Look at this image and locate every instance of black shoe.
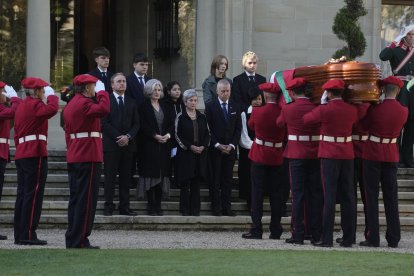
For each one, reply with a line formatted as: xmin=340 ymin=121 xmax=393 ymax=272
xmin=18 ymin=238 xmax=48 ymax=246
xmin=242 ymin=232 xmax=262 ymax=239
xmin=339 ymin=242 xmax=352 ymax=248
xmin=212 ymin=210 xmax=221 ymax=216
xmin=147 ymin=209 xmax=157 ymax=216
xmin=156 ymin=208 xmax=164 ymax=216
xmin=359 ymin=240 xmax=379 ymax=247
xmin=119 ymin=209 xmax=137 ymax=216
xmin=285 ymin=237 xmax=304 ymax=245
xmin=82 ymin=244 xmax=100 ymax=249
xmin=313 ymin=241 xmax=333 ymax=247
xmin=269 ymin=234 xmax=281 ymax=240
xmin=0 ymin=234 xmax=7 ymax=240
xmin=181 ymin=212 xmax=190 ymax=216
xmin=336 ymin=237 xmax=343 ymax=244
xmin=388 ymin=243 xmax=398 ymax=248
xmin=222 ymin=210 xmax=236 ymax=217
xmin=104 ymin=204 xmax=114 ymax=216
xmin=304 ymin=235 xmax=312 ymax=241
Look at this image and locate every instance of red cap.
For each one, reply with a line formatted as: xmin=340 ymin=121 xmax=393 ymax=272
xmin=258 ymin=82 xmax=281 ymax=94
xmin=0 ymin=81 xmax=6 ymax=89
xmin=378 ymin=76 xmax=404 ymax=89
xmin=21 ymin=77 xmax=49 ymax=89
xmin=73 ymin=74 xmax=99 ymax=86
xmin=322 ymin=79 xmax=345 ymax=90
xmin=285 ymin=78 xmax=306 ymax=90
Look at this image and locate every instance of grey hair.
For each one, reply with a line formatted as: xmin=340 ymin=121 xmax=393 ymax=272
xmin=182 ymin=89 xmax=198 ymax=103
xmin=24 ymin=88 xmax=36 ymax=96
xmin=143 ymin=79 xmax=164 ymax=98
xmin=216 ymin=78 xmax=231 ymax=92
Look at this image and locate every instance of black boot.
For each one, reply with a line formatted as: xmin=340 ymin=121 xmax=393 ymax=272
xmin=146 ymin=189 xmax=156 ymax=216
xmin=154 ymin=184 xmax=163 ymax=216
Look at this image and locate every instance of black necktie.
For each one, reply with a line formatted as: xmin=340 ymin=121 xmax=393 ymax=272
xmin=138 ymin=76 xmax=144 ymax=88
xmin=248 ymin=76 xmax=255 ymax=82
xmin=221 ymin=102 xmax=228 ymax=121
xmin=118 ymin=96 xmax=125 ymax=120
xmin=101 ymin=72 xmax=108 ymax=88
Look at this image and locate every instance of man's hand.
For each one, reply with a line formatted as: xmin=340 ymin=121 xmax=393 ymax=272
xmin=321 ymin=91 xmax=328 ymax=104
xmin=116 ymin=135 xmax=129 ymax=147
xmin=95 ymin=80 xmax=105 ymax=92
xmin=44 ymin=86 xmax=55 ymax=98
xmin=4 ymin=85 xmax=18 ymax=98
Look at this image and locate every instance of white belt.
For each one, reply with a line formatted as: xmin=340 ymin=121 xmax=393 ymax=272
xmin=255 ymin=138 xmax=283 ymax=148
xmin=352 ymin=135 xmax=368 ymax=141
xmin=369 ymin=135 xmax=397 ymax=144
xmin=70 ymin=132 xmax=102 ymax=139
xmin=395 ymin=75 xmax=413 ymax=81
xmin=288 ymin=135 xmax=320 ymax=142
xmin=18 ymin=134 xmax=47 ymax=144
xmin=321 ymin=135 xmax=352 ymax=143
xmin=0 ymin=138 xmax=9 ymax=144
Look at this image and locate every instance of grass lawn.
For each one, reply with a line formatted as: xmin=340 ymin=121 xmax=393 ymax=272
xmin=0 ymin=249 xmax=412 ymax=275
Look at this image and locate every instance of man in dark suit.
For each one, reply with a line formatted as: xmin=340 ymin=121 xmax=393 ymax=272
xmin=102 ymin=73 xmax=140 ymax=216
xmin=205 ymin=79 xmax=242 ymax=216
xmin=231 ymin=51 xmax=266 ymax=112
xmin=125 ymin=53 xmax=152 ymax=108
xmin=88 ymin=47 xmax=113 ymax=93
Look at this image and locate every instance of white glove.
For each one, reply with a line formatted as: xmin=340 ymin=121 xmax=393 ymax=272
xmin=44 ymin=86 xmax=55 ymax=98
xmin=4 ymin=85 xmax=18 ymax=98
xmin=321 ymin=90 xmax=328 ymax=104
xmin=95 ymin=80 xmax=105 ymax=92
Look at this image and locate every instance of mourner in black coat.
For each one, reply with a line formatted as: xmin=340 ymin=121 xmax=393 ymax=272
xmin=175 ymin=89 xmax=210 ymax=216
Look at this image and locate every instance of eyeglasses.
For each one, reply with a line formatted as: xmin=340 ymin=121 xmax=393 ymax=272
xmin=248 ymin=62 xmax=257 ymax=64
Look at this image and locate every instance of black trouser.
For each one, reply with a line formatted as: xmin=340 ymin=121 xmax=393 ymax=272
xmin=281 ymin=158 xmax=290 ymax=215
xmin=250 ymin=162 xmax=284 ymax=236
xmin=147 ymin=184 xmax=162 ymax=212
xmin=0 ymin=158 xmax=7 ymax=201
xmin=14 ymin=157 xmax=48 ymax=242
xmin=104 ymin=150 xmax=133 ymax=211
xmin=320 ymin=158 xmax=355 ymax=245
xmin=289 ymin=158 xmax=323 ymax=241
xmin=238 ymin=147 xmax=251 ymax=205
xmin=209 ymin=148 xmax=236 ymax=213
xmin=363 ymin=160 xmax=400 ymax=246
xmin=400 ymin=119 xmax=414 ymax=165
xmin=65 ymin=162 xmax=101 ymax=248
xmin=353 ymin=157 xmax=367 ymax=240
xmin=180 ymin=177 xmax=201 ymax=215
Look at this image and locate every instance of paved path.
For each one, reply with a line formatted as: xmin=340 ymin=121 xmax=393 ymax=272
xmin=0 ymin=229 xmax=413 ymax=253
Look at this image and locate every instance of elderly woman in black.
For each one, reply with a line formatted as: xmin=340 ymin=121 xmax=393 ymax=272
xmin=138 ymin=79 xmax=174 ymax=216
xmin=175 ymin=89 xmax=210 ymax=216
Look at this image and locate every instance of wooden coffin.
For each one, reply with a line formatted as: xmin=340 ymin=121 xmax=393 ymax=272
xmin=292 ymin=61 xmax=382 ymax=104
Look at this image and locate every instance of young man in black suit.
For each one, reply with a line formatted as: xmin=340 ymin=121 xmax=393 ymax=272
xmin=125 ymin=53 xmax=152 ymax=108
xmin=231 ymin=51 xmax=266 ymax=112
xmin=205 ymin=79 xmax=242 ymax=216
xmin=102 ymin=73 xmax=140 ymax=216
xmin=88 ymin=46 xmax=113 ymax=92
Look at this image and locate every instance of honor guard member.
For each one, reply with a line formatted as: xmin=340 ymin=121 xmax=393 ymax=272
xmin=276 ymin=78 xmax=323 ymax=245
xmin=380 ymin=25 xmax=414 ymax=167
xmin=14 ymin=77 xmax=58 ymax=245
xmin=0 ymin=82 xmax=22 ymax=241
xmin=242 ymin=82 xmax=286 ymax=240
xmin=304 ymin=79 xmax=362 ymax=248
xmin=64 ymin=74 xmax=110 ymax=249
xmin=359 ymin=76 xmax=407 ymax=248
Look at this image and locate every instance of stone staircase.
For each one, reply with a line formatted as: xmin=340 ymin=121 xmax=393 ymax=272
xmin=1 ymin=150 xmax=414 ymax=230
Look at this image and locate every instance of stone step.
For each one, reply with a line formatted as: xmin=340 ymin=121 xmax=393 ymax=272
xmin=1 ymin=214 xmax=414 ymax=230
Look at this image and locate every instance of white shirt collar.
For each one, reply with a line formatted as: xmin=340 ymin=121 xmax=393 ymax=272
xmin=113 ymin=91 xmax=125 ymax=100
xmin=245 ymin=71 xmax=255 ymax=77
xmin=98 ymin=67 xmax=107 ymax=73
xmin=134 ymin=71 xmax=145 ymax=79
xmin=218 ymin=98 xmax=228 ymax=105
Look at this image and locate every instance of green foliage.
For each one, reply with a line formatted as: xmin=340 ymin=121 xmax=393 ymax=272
xmin=332 ymin=0 xmax=368 ymax=60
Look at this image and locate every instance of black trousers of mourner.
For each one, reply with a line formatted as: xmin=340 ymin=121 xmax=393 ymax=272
xmin=250 ymin=161 xmax=284 ymax=237
xmin=209 ymin=148 xmax=236 ymax=214
xmin=353 ymin=158 xmax=367 ymax=240
xmin=400 ymin=119 xmax=414 ymax=166
xmin=65 ymin=162 xmax=101 ymax=248
xmin=238 ymin=147 xmax=252 ymax=205
xmin=180 ymin=177 xmax=201 ymax=216
xmin=14 ymin=157 xmax=48 ymax=242
xmin=363 ymin=160 xmax=400 ymax=246
xmin=0 ymin=158 xmax=7 ymax=201
xmin=320 ymin=158 xmax=356 ymax=246
xmin=289 ymin=158 xmax=323 ymax=241
xmin=104 ymin=150 xmax=133 ymax=212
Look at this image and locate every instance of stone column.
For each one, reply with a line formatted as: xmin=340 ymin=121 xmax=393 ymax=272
xmin=26 ymin=0 xmax=51 ymax=81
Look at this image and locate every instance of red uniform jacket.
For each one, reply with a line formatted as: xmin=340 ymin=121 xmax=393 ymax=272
xmin=352 ymin=103 xmax=370 ymax=159
xmin=14 ymin=96 xmax=58 ymax=160
xmin=248 ymin=102 xmax=286 ymax=166
xmin=276 ymin=97 xmax=320 ymax=159
xmin=0 ymin=97 xmax=21 ymax=160
xmin=303 ymin=99 xmax=361 ymax=159
xmin=362 ymin=99 xmax=408 ymax=162
xmin=64 ymin=92 xmax=110 ymax=163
